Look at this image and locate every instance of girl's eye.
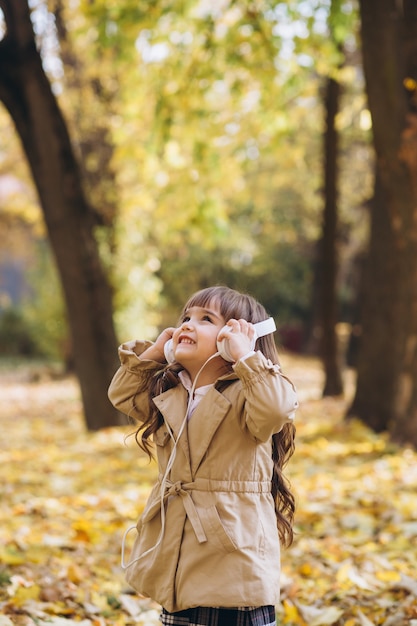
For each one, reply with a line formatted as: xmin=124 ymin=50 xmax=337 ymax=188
xmin=181 ymin=312 xmax=214 ymax=323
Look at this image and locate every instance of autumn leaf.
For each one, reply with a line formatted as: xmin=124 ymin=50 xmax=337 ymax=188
xmin=1 ymin=355 xmax=417 ymax=624
xmin=294 ymin=603 xmax=344 ymax=626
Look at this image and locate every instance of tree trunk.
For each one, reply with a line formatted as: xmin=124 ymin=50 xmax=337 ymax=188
xmin=348 ymin=172 xmax=401 ymax=431
xmin=0 ymin=0 xmax=122 ymax=430
xmin=52 ymin=0 xmax=119 ymax=236
xmin=390 ymin=1 xmax=417 ymax=443
xmin=320 ymin=74 xmax=344 ymax=396
xmin=349 ymin=0 xmax=417 ymax=444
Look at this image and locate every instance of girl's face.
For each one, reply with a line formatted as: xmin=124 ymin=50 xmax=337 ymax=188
xmin=172 ymin=300 xmax=226 ymax=372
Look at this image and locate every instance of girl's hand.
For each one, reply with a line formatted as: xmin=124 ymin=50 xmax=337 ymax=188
xmin=217 ymin=318 xmax=256 ymax=362
xmin=140 ymin=327 xmax=176 ymax=362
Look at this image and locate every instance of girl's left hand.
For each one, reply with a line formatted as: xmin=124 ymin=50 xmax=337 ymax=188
xmin=139 ymin=327 xmax=176 ymax=362
xmin=217 ymin=318 xmax=256 ymax=362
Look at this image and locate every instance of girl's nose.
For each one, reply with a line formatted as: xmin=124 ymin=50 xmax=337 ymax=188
xmin=181 ymin=320 xmax=193 ymax=330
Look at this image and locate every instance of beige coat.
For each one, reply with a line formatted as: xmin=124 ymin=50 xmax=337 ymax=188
xmin=108 ymin=340 xmax=298 ymax=612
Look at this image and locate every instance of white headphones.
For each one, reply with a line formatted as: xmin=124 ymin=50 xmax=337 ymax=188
xmin=163 ymin=317 xmax=276 ymax=364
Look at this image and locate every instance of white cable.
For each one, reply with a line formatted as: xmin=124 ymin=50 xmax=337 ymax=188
xmin=121 ymin=351 xmax=220 ymax=570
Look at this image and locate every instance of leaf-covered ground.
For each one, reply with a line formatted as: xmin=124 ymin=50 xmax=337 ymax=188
xmin=1 ymin=356 xmax=417 ymax=626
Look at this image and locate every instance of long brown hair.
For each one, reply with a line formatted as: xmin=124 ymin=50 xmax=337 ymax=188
xmin=134 ymin=286 xmax=296 ymax=547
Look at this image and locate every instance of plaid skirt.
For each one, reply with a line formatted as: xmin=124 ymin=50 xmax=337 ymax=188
xmin=160 ymin=605 xmax=276 ymax=626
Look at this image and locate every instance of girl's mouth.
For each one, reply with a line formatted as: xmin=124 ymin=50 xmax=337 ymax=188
xmin=179 ymin=336 xmax=195 ymax=345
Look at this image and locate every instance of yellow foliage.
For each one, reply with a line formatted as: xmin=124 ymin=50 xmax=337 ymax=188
xmin=282 ymin=600 xmax=304 ymax=624
xmin=375 ymin=570 xmax=402 ymax=583
xmin=1 ymin=355 xmax=417 ymax=624
xmin=13 ymin=583 xmax=42 ymax=606
xmin=0 ymin=548 xmax=26 ymax=566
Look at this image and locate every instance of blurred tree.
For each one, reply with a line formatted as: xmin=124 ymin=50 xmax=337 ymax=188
xmin=0 ymin=0 xmax=373 ymax=394
xmin=319 ymin=66 xmax=344 ymax=396
xmin=100 ymin=0 xmax=366 ymax=336
xmin=349 ymin=0 xmax=417 ymax=445
xmin=50 ymin=0 xmax=119 ymax=245
xmin=317 ymin=0 xmax=350 ymax=397
xmin=0 ymin=0 xmax=121 ymax=430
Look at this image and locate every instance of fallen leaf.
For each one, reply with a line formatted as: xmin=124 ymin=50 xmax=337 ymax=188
xmin=357 ymin=610 xmax=375 ymax=625
xmin=295 ymin=602 xmax=344 ymax=625
xmin=2 ymin=358 xmax=417 ymax=625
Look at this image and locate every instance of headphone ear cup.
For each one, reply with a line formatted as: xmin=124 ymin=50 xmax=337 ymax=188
xmin=216 ymin=336 xmax=234 ymax=362
xmin=164 ymin=339 xmax=175 ymax=364
xmin=217 ymin=327 xmax=257 ymax=362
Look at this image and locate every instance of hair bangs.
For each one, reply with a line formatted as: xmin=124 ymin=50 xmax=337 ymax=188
xmin=180 ymin=286 xmax=268 ymax=326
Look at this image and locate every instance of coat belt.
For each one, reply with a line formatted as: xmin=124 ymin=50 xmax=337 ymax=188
xmin=165 ymin=480 xmax=207 ymax=543
xmin=141 ymin=476 xmax=272 ymax=545
xmin=166 ymin=477 xmax=272 ymax=494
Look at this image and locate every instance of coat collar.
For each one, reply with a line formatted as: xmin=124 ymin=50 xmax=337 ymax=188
xmin=153 ymin=385 xmax=190 ymax=467
xmin=152 ymin=369 xmax=238 ymax=477
xmin=187 ymin=389 xmax=232 ymax=475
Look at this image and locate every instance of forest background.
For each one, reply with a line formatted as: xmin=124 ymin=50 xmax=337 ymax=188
xmin=0 ymin=0 xmax=369 ymax=417
xmin=1 ymin=1 xmax=417 ymax=624
xmin=2 ymin=0 xmax=417 ymax=443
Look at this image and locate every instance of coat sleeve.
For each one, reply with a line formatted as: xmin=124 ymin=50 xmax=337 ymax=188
xmin=107 ymin=340 xmax=163 ymax=422
xmin=232 ymin=351 xmax=298 ymax=441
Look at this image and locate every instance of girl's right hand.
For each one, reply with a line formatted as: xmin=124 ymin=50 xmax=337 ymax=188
xmin=140 ymin=327 xmax=176 ymax=362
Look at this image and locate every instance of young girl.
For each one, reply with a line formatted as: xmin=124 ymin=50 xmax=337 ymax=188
xmin=108 ymin=286 xmax=298 ymax=626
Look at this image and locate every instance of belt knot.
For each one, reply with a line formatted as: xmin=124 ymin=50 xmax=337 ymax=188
xmin=167 ymin=480 xmax=183 ymax=495
xmin=164 ymin=479 xmax=207 ymax=544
